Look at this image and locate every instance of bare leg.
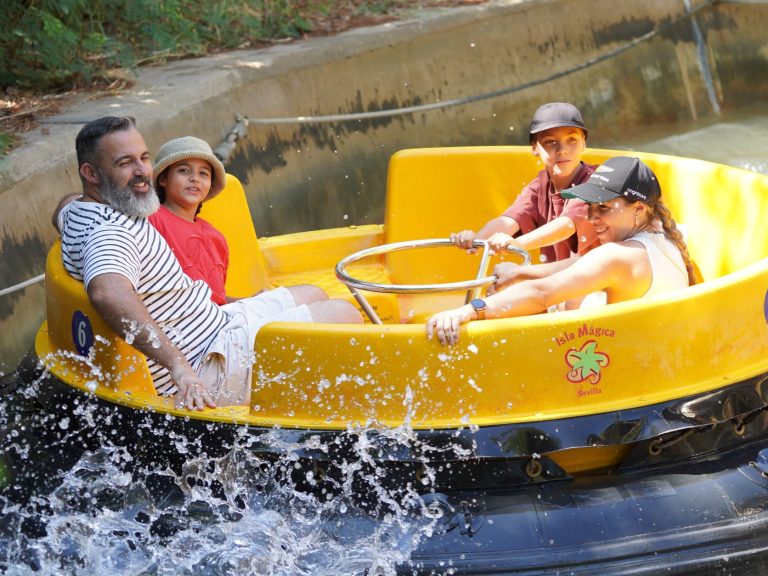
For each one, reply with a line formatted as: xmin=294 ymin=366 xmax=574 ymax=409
xmin=285 ymin=284 xmax=329 ymax=306
xmin=307 ymin=299 xmax=363 ymax=324
xmin=285 ymin=284 xmax=363 ymax=323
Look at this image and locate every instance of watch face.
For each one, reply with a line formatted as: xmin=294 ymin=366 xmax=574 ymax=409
xmin=470 ymin=298 xmax=487 ymax=311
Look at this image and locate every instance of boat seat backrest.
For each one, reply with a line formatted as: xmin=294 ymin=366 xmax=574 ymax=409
xmin=383 ymin=147 xmax=533 ymax=284
xmin=610 ymin=152 xmax=768 ymax=281
xmin=383 ymin=147 xmax=729 ymax=285
xmin=45 ymin=240 xmax=157 ymax=396
xmin=381 ymin=147 xmax=612 ymax=286
xmin=198 ymin=173 xmax=271 ymax=297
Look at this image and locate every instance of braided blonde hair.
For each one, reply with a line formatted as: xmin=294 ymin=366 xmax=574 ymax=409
xmin=647 ymin=201 xmax=697 ymax=286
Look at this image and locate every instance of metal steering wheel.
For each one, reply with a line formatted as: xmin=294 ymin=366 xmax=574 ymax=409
xmin=335 ymin=238 xmax=531 ymax=324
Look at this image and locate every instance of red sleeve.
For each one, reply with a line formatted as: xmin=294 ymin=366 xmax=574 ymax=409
xmin=561 ymin=164 xmax=599 ymax=254
xmin=560 ymin=199 xmax=597 ymax=254
xmin=501 ymin=171 xmax=547 ymax=234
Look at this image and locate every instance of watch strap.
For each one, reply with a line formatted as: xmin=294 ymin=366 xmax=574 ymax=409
xmin=470 ymin=298 xmax=487 ymax=320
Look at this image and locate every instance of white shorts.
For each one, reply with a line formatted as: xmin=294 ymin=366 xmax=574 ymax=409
xmin=196 ymin=287 xmax=312 ymax=406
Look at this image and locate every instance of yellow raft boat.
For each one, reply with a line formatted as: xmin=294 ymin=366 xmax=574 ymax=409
xmin=34 ymin=146 xmax=768 ymax=480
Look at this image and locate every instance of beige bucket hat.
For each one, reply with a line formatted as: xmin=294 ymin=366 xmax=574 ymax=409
xmin=153 ymin=136 xmax=227 ymax=200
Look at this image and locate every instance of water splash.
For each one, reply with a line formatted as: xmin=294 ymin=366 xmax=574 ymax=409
xmin=0 ymin=360 xmax=473 ymax=576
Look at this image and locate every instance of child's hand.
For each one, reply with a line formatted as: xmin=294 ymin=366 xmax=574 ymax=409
xmin=487 ymin=232 xmax=518 ymax=253
xmin=450 ymin=230 xmax=478 ymax=253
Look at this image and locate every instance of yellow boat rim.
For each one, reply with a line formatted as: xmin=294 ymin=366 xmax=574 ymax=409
xmin=34 ymin=146 xmax=768 ymax=436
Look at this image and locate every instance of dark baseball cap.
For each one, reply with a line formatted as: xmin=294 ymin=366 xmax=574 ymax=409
xmin=561 ymin=156 xmax=661 ymax=206
xmin=529 ymin=102 xmax=588 ymax=142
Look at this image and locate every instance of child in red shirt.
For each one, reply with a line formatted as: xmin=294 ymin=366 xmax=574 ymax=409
xmin=148 ymin=136 xmax=361 ymax=405
xmin=148 ymin=136 xmax=230 ymax=304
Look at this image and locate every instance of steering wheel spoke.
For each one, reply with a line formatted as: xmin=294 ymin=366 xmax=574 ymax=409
xmin=335 ymin=239 xmax=530 ymax=324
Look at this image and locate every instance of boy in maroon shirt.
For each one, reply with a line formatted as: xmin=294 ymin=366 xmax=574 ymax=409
xmin=451 ymin=102 xmax=598 ymax=263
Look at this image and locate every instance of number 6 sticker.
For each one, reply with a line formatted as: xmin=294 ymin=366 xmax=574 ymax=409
xmin=71 ymin=311 xmax=94 ymax=356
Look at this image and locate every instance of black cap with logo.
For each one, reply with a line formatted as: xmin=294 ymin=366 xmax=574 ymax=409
xmin=561 ymin=156 xmax=661 ymax=206
xmin=529 ymin=102 xmax=588 ymax=142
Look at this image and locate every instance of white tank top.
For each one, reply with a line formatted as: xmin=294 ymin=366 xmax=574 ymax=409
xmin=628 ymin=231 xmax=688 ymax=297
xmin=573 ymin=231 xmax=688 ymax=311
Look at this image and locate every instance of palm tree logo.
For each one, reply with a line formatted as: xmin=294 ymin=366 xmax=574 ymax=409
xmin=565 ymin=340 xmax=610 ymax=384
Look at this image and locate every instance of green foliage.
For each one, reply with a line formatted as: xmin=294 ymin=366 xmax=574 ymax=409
xmin=0 ymin=0 xmax=328 ymax=92
xmin=0 ymin=131 xmax=16 ymax=155
xmin=354 ymin=0 xmax=400 ymax=15
xmin=260 ymin=0 xmax=314 ymax=39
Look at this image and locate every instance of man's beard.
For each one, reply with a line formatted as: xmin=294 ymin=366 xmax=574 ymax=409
xmin=97 ymin=173 xmax=159 ymax=218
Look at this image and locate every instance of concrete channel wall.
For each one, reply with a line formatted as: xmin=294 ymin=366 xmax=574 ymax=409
xmin=1 ymin=0 xmax=767 ymax=371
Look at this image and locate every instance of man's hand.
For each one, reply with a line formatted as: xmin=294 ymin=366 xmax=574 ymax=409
xmin=88 ymin=273 xmax=218 ymax=412
xmin=426 ymin=305 xmax=475 ymax=346
xmin=171 ymin=365 xmax=216 ymax=411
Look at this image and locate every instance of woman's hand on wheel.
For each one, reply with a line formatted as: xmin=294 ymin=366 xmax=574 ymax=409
xmin=426 ymin=305 xmax=475 ymax=346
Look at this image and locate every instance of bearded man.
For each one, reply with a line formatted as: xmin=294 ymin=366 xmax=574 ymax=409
xmin=54 ymin=116 xmax=359 ymax=411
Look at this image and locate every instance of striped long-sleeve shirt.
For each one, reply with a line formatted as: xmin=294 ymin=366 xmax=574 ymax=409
xmin=58 ymin=201 xmax=229 ymax=395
